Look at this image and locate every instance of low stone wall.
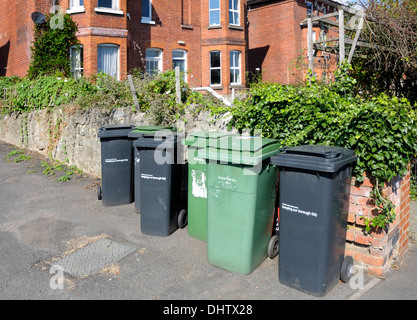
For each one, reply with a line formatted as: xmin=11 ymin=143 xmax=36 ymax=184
xmin=0 ymin=105 xmax=231 ymax=178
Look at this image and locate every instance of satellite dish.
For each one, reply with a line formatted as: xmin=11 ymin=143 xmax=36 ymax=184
xmin=31 ymin=12 xmax=46 ymax=25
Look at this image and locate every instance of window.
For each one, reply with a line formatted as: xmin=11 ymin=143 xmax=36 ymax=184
xmin=209 ymin=0 xmax=220 ymax=26
xmin=68 ymin=0 xmax=85 ymax=13
xmin=172 ymin=50 xmax=187 ymax=82
xmin=229 ymin=0 xmax=239 ymax=26
xmin=210 ymin=51 xmax=221 ymax=86
xmin=142 ymin=0 xmax=154 ymax=23
xmin=97 ymin=44 xmax=119 ymax=79
xmin=70 ymin=45 xmax=83 ymax=79
xmin=146 ymin=48 xmax=162 ymax=75
xmin=307 ymin=2 xmax=313 ymax=14
xmin=70 ymin=0 xmax=84 ymax=9
xmin=97 ymin=0 xmax=117 ymax=9
xmin=230 ymin=51 xmax=241 ymax=84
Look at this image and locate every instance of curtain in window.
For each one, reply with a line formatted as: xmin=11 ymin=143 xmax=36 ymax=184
xmin=97 ymin=45 xmax=119 ymax=78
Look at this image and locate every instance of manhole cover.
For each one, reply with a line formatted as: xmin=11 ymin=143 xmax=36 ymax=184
xmin=54 ymin=238 xmax=136 ymax=277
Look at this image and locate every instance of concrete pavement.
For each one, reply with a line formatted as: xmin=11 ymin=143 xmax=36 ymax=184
xmin=1 ymin=140 xmax=416 ymax=304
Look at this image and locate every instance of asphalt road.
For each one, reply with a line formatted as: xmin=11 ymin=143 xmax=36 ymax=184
xmin=1 ymin=140 xmax=416 ymax=305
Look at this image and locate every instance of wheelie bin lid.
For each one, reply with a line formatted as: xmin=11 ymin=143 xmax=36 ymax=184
xmin=183 ymin=131 xmax=236 ymax=148
xmin=128 ymin=126 xmax=177 ymax=138
xmin=270 ymin=145 xmax=357 ymax=173
xmin=133 ymin=134 xmax=178 ymax=148
xmin=98 ymin=124 xmax=135 ymax=139
xmin=197 ymin=135 xmax=282 ymax=166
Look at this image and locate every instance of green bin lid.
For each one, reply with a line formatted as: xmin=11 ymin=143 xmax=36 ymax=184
xmin=183 ymin=131 xmax=236 ymax=148
xmin=198 ymin=135 xmax=282 ymax=165
xmin=270 ymin=145 xmax=357 ymax=173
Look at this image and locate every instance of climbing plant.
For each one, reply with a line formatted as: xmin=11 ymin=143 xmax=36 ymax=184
xmin=28 ymin=13 xmax=79 ymax=79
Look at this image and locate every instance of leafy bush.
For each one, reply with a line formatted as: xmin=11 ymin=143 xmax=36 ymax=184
xmin=229 ymin=66 xmax=417 ymax=231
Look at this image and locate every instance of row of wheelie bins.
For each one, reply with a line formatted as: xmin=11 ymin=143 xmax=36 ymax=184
xmin=97 ymin=124 xmax=357 ymax=296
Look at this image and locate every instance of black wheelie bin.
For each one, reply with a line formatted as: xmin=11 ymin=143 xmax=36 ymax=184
xmin=97 ymin=124 xmax=135 ymax=206
xmin=133 ymin=130 xmax=187 ymax=236
xmin=270 ymin=145 xmax=357 ymax=296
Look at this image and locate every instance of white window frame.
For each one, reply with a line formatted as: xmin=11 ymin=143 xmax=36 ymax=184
xmin=95 ymin=0 xmax=123 ymax=15
xmin=146 ymin=48 xmax=163 ymax=75
xmin=229 ymin=0 xmax=240 ymax=26
xmin=230 ymin=50 xmax=241 ymax=85
xmin=67 ymin=0 xmax=85 ymax=14
xmin=209 ymin=0 xmax=221 ymax=26
xmin=97 ymin=44 xmax=120 ymax=80
xmin=141 ymin=0 xmax=155 ymax=24
xmin=70 ymin=45 xmax=84 ymax=79
xmin=172 ymin=49 xmax=187 ymax=82
xmin=210 ymin=51 xmax=221 ymax=86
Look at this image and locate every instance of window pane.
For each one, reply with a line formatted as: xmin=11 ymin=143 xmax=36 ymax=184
xmin=146 ymin=50 xmax=160 ymax=58
xmin=173 ymin=50 xmax=185 ymax=59
xmin=210 ymin=10 xmax=220 ymax=25
xmin=97 ymin=45 xmax=118 ymax=78
xmin=211 ymin=69 xmax=221 ymax=85
xmin=210 ymin=0 xmax=220 ymax=9
xmin=98 ymin=0 xmax=112 ymax=8
xmin=142 ymin=0 xmax=150 ymax=17
xmin=210 ymin=52 xmax=220 ymax=68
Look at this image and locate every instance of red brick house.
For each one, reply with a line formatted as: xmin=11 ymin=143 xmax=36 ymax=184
xmin=0 ymin=0 xmax=345 ymax=94
xmin=247 ymin=0 xmax=341 ymax=84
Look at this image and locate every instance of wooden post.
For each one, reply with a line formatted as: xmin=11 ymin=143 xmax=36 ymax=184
xmin=339 ymin=9 xmax=345 ymax=65
xmin=347 ymin=13 xmax=365 ymax=63
xmin=127 ymin=74 xmax=139 ymax=111
xmin=175 ymin=66 xmax=181 ymax=104
xmin=307 ymin=16 xmax=314 ymax=72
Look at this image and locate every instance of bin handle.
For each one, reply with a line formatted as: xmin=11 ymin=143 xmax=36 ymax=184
xmin=283 ymin=149 xmax=342 ymax=159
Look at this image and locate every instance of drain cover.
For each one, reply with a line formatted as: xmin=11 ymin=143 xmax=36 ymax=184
xmin=54 ymin=238 xmax=136 ymax=277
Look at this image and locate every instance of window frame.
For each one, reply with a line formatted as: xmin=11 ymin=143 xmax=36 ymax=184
xmin=172 ymin=49 xmax=187 ymax=82
xmin=95 ymin=0 xmax=123 ymax=15
xmin=209 ymin=0 xmax=221 ymax=26
xmin=230 ymin=50 xmax=241 ymax=85
xmin=210 ymin=51 xmax=222 ymax=86
xmin=307 ymin=1 xmax=313 ymax=14
xmin=67 ymin=0 xmax=85 ymax=13
xmin=146 ymin=48 xmax=163 ymax=75
xmin=229 ymin=0 xmax=240 ymax=26
xmin=141 ymin=0 xmax=155 ymax=24
xmin=97 ymin=43 xmax=120 ymax=80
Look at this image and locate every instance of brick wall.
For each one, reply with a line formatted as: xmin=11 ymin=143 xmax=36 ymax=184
xmin=346 ymin=169 xmax=411 ymax=278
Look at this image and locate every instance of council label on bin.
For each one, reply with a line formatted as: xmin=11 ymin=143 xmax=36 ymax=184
xmin=281 ymin=203 xmax=318 ymax=218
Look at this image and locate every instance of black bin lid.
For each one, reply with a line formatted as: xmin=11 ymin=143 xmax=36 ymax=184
xmin=98 ymin=124 xmax=135 ymax=139
xmin=270 ymin=145 xmax=357 ymax=173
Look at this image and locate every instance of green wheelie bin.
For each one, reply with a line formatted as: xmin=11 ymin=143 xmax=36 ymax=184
xmin=198 ymin=135 xmax=281 ymax=274
xmin=183 ymin=131 xmax=235 ymax=242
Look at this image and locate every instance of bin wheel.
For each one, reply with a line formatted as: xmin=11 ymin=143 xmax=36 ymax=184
xmin=97 ymin=185 xmax=102 ymax=201
xmin=268 ymin=235 xmax=279 ymax=259
xmin=340 ymin=255 xmax=354 ymax=283
xmin=178 ymin=209 xmax=187 ymax=228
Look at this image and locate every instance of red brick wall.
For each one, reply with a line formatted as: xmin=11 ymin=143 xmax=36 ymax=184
xmin=346 ymin=169 xmax=411 ymax=278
